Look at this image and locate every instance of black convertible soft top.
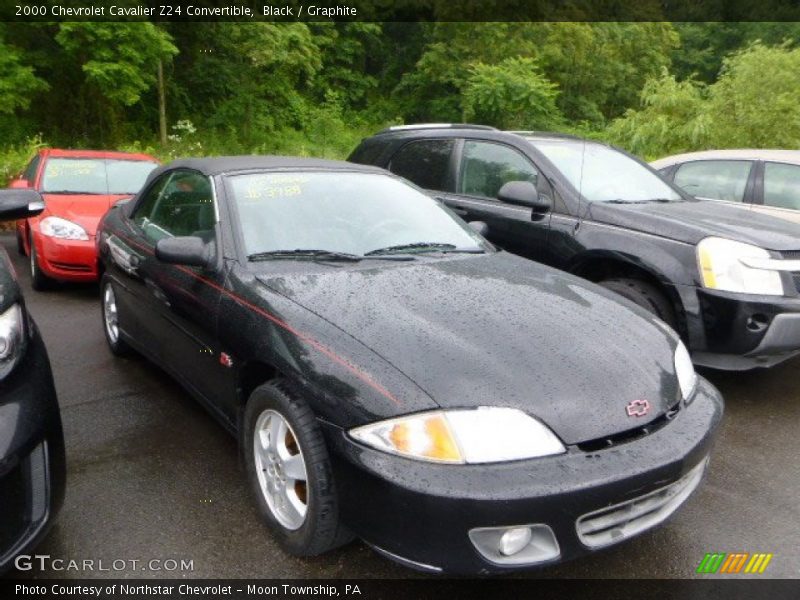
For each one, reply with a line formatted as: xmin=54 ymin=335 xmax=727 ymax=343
xmin=148 ymin=155 xmax=386 ymax=181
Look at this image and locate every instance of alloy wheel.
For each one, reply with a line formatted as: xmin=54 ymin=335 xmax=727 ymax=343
xmin=253 ymin=409 xmax=309 ymax=530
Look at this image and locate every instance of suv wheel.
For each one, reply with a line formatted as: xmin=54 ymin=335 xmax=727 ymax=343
xmin=599 ymin=278 xmax=677 ymax=329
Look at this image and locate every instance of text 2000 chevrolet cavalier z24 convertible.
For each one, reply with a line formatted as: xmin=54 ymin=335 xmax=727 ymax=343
xmin=96 ymin=156 xmax=723 ymax=574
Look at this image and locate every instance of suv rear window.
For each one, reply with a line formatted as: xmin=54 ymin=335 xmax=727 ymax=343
xmin=389 ymin=139 xmax=454 ymax=191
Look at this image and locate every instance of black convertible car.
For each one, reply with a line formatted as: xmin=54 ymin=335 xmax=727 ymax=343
xmin=96 ymin=157 xmax=723 ymax=574
xmin=0 ymin=190 xmax=65 ymax=574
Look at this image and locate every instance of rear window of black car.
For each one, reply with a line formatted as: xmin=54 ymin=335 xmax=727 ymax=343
xmin=388 ymin=139 xmax=454 ymax=191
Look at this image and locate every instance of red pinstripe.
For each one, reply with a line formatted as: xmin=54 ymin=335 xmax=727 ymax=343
xmin=113 ymin=231 xmax=402 ymax=406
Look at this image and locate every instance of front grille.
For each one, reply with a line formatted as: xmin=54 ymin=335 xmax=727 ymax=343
xmin=577 ymin=401 xmax=681 ymax=452
xmin=780 ymin=250 xmax=800 ymax=260
xmin=50 ymin=262 xmax=92 ymax=272
xmin=576 ymin=459 xmax=707 ymax=549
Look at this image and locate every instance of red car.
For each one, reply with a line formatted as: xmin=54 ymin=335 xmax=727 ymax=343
xmin=12 ymin=149 xmax=159 ymax=289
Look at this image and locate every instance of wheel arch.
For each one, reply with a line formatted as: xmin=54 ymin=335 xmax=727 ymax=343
xmin=568 ymin=251 xmax=688 ymax=337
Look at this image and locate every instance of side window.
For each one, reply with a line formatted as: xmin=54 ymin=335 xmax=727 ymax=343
xmin=23 ymin=155 xmax=40 ymax=183
xmin=459 ymin=141 xmax=539 ymax=199
xmin=388 ymin=139 xmax=454 ymax=191
xmin=673 ymin=160 xmax=752 ymax=202
xmin=763 ymin=162 xmax=800 ymax=210
xmin=134 ymin=170 xmax=216 ymax=244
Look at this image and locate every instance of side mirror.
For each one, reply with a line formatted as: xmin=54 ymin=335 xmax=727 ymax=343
xmin=468 ymin=221 xmax=489 ymax=236
xmin=497 ymin=181 xmax=551 ymax=217
xmin=0 ymin=189 xmax=45 ymax=221
xmin=114 ymin=196 xmax=133 ymax=207
xmin=155 ymin=236 xmax=213 ymax=269
xmin=9 ymin=179 xmax=30 ymax=189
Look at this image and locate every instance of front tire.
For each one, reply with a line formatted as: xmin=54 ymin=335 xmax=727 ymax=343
xmin=599 ymin=277 xmax=677 ymax=328
xmin=29 ymin=233 xmax=53 ymax=291
xmin=244 ymin=380 xmax=351 ymax=556
xmin=101 ymin=275 xmax=132 ymax=356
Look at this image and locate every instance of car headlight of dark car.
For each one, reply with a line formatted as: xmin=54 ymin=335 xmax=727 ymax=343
xmin=350 ymin=407 xmax=566 ymax=463
xmin=0 ymin=303 xmax=26 ymax=379
xmin=675 ymin=339 xmax=697 ymax=403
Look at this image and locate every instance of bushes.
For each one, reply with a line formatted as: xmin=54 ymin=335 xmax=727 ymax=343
xmin=461 ymin=57 xmax=562 ymax=130
xmin=609 ymin=42 xmax=800 ymax=159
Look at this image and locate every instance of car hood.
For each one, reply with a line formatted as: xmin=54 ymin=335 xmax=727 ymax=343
xmin=41 ymin=193 xmax=128 ymax=236
xmin=256 ymin=252 xmax=682 ymax=445
xmin=587 ymin=199 xmax=800 ymax=250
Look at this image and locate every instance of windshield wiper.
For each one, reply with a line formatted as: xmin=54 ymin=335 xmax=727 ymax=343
xmin=604 ymin=198 xmax=676 ymax=204
xmin=247 ymin=249 xmax=414 ymax=263
xmin=248 ymin=249 xmax=362 ymax=262
xmin=365 ymin=242 xmax=483 ymax=256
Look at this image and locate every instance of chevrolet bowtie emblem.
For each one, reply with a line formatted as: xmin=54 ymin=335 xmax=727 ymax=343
xmin=626 ymin=399 xmax=650 ymax=417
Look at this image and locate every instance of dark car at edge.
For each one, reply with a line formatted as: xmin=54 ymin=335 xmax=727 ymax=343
xmin=0 ymin=190 xmax=66 ymax=574
xmin=349 ymin=125 xmax=800 ymax=370
xmin=95 ymin=156 xmax=723 ymax=574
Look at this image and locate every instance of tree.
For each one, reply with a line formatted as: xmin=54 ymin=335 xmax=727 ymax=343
xmin=606 ymin=71 xmax=710 ymax=159
xmin=52 ymin=23 xmax=177 ymax=143
xmin=706 ymin=42 xmax=800 ymax=148
xmin=609 ymin=42 xmax=800 ymax=157
xmin=0 ymin=26 xmax=48 ymax=115
xmin=461 ymin=57 xmax=562 ymax=129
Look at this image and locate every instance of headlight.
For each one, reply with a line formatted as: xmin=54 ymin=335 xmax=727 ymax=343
xmin=350 ymin=407 xmax=566 ymax=464
xmin=40 ymin=216 xmax=89 ymax=241
xmin=674 ymin=339 xmax=697 ymax=402
xmin=697 ymin=237 xmax=783 ymax=296
xmin=0 ymin=304 xmax=25 ymax=379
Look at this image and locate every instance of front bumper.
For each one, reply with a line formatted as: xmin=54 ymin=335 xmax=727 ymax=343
xmin=678 ymin=285 xmax=800 ymax=370
xmin=0 ymin=319 xmax=66 ymax=574
xmin=322 ymin=377 xmax=723 ymax=574
xmin=33 ymin=232 xmax=98 ymax=282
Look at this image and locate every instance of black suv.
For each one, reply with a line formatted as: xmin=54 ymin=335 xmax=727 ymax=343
xmin=0 ymin=190 xmax=66 ymax=574
xmin=349 ymin=125 xmax=800 ymax=370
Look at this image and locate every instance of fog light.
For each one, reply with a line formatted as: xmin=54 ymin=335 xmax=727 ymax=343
xmin=469 ymin=524 xmax=560 ymax=566
xmin=499 ymin=527 xmax=532 ymax=556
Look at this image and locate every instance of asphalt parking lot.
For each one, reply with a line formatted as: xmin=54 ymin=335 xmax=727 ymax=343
xmin=3 ymin=231 xmax=799 ymax=580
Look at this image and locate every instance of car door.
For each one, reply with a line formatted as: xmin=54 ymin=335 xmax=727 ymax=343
xmin=672 ymin=159 xmax=756 ymax=206
xmin=754 ymin=161 xmax=800 ymax=224
xmin=105 ymin=170 xmax=172 ymax=354
xmin=127 ymin=169 xmax=227 ymax=412
xmin=448 ymin=139 xmax=552 ymax=256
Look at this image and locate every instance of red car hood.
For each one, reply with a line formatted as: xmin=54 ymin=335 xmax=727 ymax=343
xmin=40 ymin=193 xmax=128 ymax=236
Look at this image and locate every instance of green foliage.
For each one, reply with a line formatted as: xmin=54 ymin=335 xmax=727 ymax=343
xmin=607 ymin=71 xmax=711 ymax=159
xmin=0 ymin=22 xmax=796 ymax=171
xmin=395 ymin=22 xmax=678 ymax=127
xmin=461 ymin=58 xmax=562 ymax=129
xmin=0 ymin=28 xmax=47 ymax=115
xmin=55 ymin=23 xmax=177 ymax=107
xmin=706 ymin=42 xmax=800 ymax=147
xmin=611 ymin=42 xmax=800 ymax=158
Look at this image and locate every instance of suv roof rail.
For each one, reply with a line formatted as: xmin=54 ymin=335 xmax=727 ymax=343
xmin=376 ymin=123 xmax=499 ymax=135
xmin=508 ymin=130 xmax=585 ymax=141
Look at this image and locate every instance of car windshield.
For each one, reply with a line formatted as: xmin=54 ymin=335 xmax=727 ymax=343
xmin=227 ymin=171 xmax=487 ymax=257
xmin=527 ymin=138 xmax=682 ymax=203
xmin=41 ymin=158 xmax=158 ymax=195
